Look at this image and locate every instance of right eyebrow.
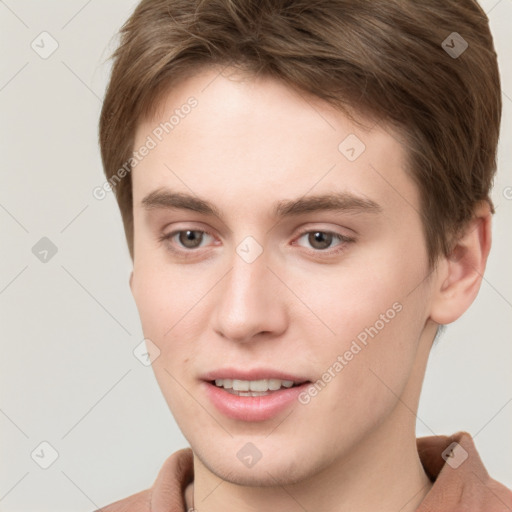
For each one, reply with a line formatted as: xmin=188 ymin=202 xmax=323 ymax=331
xmin=141 ymin=189 xmax=222 ymax=218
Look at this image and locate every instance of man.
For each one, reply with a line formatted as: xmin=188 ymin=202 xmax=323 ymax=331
xmin=96 ymin=0 xmax=511 ymax=510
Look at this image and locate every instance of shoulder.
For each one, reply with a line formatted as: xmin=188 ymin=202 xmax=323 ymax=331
xmin=417 ymin=431 xmax=512 ymax=511
xmin=93 ymin=448 xmax=193 ymax=512
xmin=92 ymin=488 xmax=152 ymax=512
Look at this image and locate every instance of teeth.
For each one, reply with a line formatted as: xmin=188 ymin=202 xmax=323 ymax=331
xmin=233 ymin=379 xmax=250 ymax=391
xmin=268 ymin=379 xmax=282 ymax=390
xmin=214 ymin=378 xmax=299 ymax=391
xmin=215 ymin=378 xmax=232 ymax=389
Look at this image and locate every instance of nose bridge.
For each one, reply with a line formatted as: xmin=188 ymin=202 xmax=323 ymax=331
xmin=212 ymin=240 xmax=285 ymax=342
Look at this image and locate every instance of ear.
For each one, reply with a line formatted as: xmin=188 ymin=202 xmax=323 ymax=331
xmin=129 ymin=271 xmax=134 ymax=292
xmin=429 ymin=201 xmax=492 ymax=325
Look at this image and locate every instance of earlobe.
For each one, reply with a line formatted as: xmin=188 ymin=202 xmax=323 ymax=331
xmin=429 ymin=202 xmax=492 ymax=325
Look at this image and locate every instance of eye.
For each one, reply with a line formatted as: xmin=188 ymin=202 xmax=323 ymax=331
xmin=161 ymin=229 xmax=214 ymax=250
xmin=294 ymin=230 xmax=352 ymax=252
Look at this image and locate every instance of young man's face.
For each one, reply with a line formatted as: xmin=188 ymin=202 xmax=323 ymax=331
xmin=130 ymin=66 xmax=438 ymax=485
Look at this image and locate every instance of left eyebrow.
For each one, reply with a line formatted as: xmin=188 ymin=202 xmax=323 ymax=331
xmin=273 ymin=192 xmax=382 ymax=217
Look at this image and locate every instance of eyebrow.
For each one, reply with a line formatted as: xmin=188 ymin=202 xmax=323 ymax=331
xmin=141 ymin=188 xmax=382 ymax=218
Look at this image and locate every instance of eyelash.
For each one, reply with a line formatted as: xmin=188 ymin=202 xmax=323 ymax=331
xmin=158 ymin=228 xmax=355 ymax=258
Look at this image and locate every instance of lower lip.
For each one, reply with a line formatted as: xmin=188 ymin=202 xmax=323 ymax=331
xmin=203 ymin=381 xmax=311 ymax=422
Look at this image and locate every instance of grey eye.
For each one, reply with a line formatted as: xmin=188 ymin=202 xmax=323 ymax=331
xmin=177 ymin=230 xmax=206 ymax=249
xmin=307 ymin=231 xmax=334 ymax=250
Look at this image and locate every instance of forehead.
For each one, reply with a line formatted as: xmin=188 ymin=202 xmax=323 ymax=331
xmin=131 ymin=67 xmax=419 ymax=219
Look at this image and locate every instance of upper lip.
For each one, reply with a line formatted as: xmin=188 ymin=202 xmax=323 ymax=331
xmin=201 ymin=367 xmax=310 ymax=383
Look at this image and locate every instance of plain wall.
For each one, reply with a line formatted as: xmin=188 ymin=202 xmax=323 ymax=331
xmin=1 ymin=1 xmax=511 ymax=510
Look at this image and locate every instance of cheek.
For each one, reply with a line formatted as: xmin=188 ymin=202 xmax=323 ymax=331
xmin=131 ymin=265 xmax=204 ymax=416
xmin=290 ymin=248 xmax=428 ymax=395
xmin=132 ymin=256 xmax=205 ymax=339
xmin=295 ymin=294 xmax=424 ymax=447
xmin=292 ymin=262 xmax=418 ymax=348
xmin=131 ymin=270 xmax=199 ymax=414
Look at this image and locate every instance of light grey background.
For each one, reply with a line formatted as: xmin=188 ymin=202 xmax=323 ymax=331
xmin=0 ymin=1 xmax=511 ymax=510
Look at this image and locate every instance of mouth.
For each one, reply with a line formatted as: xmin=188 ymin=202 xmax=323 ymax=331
xmin=201 ymin=371 xmax=312 ymax=421
xmin=209 ymin=378 xmax=307 ymax=397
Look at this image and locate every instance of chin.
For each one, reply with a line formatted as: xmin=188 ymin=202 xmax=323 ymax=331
xmin=193 ymin=439 xmax=328 ymax=487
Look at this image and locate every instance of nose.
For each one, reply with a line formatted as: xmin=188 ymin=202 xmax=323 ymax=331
xmin=211 ymin=246 xmax=288 ymax=344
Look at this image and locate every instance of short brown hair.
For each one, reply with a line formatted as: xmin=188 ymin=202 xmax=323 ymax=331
xmin=99 ymin=0 xmax=501 ymax=266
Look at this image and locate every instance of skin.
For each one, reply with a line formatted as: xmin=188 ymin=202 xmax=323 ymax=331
xmin=130 ymin=66 xmax=492 ymax=512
